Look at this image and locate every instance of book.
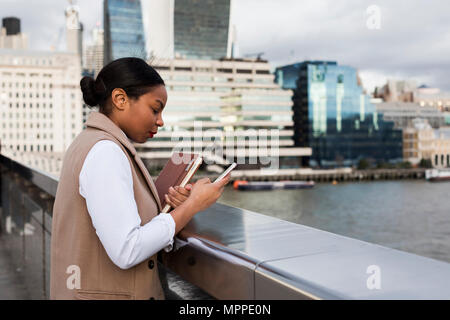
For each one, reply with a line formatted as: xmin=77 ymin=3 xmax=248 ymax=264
xmin=155 ymin=153 xmax=203 ymax=213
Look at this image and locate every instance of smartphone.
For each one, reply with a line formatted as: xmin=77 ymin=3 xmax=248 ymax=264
xmin=214 ymin=163 xmax=237 ymax=183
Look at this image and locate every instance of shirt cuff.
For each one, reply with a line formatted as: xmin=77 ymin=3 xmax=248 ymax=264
xmin=155 ymin=212 xmax=176 ymax=252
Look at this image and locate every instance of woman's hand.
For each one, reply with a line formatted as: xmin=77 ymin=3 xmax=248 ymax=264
xmin=186 ymin=174 xmax=231 ymax=212
xmin=169 ymin=174 xmax=231 ymax=234
xmin=164 ymin=184 xmax=192 ymax=209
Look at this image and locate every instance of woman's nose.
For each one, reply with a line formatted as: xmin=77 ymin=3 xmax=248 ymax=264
xmin=157 ymin=116 xmax=164 ymax=127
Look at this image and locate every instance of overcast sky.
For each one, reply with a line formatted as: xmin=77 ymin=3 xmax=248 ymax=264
xmin=3 ymin=0 xmax=449 ymax=93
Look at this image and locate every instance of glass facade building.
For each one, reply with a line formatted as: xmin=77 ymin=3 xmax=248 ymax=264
xmin=174 ymin=0 xmax=231 ymax=60
xmin=275 ymin=61 xmax=403 ymax=167
xmin=104 ymin=0 xmax=146 ymax=64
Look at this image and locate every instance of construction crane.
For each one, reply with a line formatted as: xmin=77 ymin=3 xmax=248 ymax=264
xmin=50 ymin=27 xmax=64 ymax=51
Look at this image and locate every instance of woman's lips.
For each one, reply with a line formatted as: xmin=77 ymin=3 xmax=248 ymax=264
xmin=148 ymin=131 xmax=157 ymax=138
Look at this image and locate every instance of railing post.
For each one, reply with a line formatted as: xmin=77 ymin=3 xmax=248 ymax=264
xmin=39 ymin=191 xmax=52 ymax=300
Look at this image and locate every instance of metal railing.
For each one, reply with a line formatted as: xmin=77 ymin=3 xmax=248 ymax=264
xmin=2 ymin=152 xmax=450 ymax=299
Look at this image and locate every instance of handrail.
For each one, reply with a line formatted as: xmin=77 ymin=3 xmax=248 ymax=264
xmin=2 ymin=152 xmax=450 ymax=299
xmin=0 ymin=153 xmax=59 ymax=199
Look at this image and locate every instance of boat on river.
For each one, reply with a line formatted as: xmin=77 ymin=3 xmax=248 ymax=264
xmin=425 ymin=169 xmax=450 ymax=182
xmin=233 ymin=180 xmax=315 ymax=191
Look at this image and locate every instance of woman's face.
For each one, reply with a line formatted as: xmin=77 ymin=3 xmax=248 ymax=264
xmin=113 ymin=85 xmax=167 ymax=144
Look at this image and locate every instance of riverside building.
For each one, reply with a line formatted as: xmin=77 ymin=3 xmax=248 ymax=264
xmin=0 ymin=7 xmax=83 ymax=155
xmin=275 ymin=61 xmax=403 ymax=167
xmin=403 ymin=118 xmax=450 ymax=168
xmin=0 ymin=49 xmax=83 ymax=154
xmin=136 ymin=57 xmax=311 ymax=170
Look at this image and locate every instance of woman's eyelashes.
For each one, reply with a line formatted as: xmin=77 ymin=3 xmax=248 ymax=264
xmin=151 ymin=106 xmax=159 ymax=115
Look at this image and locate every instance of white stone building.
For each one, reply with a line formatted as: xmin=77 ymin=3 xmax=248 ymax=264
xmin=0 ymin=49 xmax=83 ymax=155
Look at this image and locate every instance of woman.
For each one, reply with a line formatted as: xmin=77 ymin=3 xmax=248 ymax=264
xmin=50 ymin=57 xmax=230 ymax=300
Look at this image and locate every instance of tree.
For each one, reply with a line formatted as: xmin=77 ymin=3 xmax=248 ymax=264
xmin=418 ymin=158 xmax=432 ymax=168
xmin=397 ymin=161 xmax=412 ymax=169
xmin=357 ymin=158 xmax=370 ymax=170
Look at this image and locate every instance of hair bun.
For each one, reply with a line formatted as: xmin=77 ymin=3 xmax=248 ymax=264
xmin=80 ymin=76 xmax=106 ymax=107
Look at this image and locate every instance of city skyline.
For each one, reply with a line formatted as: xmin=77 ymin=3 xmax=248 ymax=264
xmin=2 ymin=0 xmax=450 ymax=94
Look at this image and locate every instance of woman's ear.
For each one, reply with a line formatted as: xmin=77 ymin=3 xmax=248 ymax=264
xmin=111 ymin=88 xmax=129 ymax=111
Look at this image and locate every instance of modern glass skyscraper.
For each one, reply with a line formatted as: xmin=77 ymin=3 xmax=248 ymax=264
xmin=174 ymin=0 xmax=231 ymax=60
xmin=104 ymin=0 xmax=147 ymax=64
xmin=275 ymin=61 xmax=403 ymax=167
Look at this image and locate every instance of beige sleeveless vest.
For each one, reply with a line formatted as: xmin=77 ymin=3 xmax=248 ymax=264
xmin=50 ymin=111 xmax=165 ymax=300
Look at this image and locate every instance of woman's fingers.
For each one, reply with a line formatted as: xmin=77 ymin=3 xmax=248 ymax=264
xmin=165 ymin=185 xmax=191 ymax=208
xmin=165 ymin=193 xmax=183 ymax=208
xmin=174 ymin=186 xmax=190 ymax=197
xmin=169 ymin=186 xmax=189 ymax=200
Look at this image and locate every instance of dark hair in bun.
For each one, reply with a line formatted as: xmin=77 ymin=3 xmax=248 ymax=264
xmin=80 ymin=76 xmax=106 ymax=107
xmin=80 ymin=57 xmax=165 ymax=115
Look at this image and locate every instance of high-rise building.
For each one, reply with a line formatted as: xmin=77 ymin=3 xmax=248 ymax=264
xmin=84 ymin=26 xmax=104 ymax=77
xmin=135 ymin=58 xmax=311 ymax=169
xmin=0 ymin=17 xmax=28 ymax=50
xmin=374 ymin=79 xmax=417 ymax=103
xmin=141 ymin=0 xmax=174 ymax=59
xmin=104 ymin=0 xmax=147 ymax=64
xmin=275 ymin=61 xmax=403 ymax=167
xmin=140 ymin=0 xmax=232 ymax=60
xmin=173 ymin=0 xmax=232 ymax=60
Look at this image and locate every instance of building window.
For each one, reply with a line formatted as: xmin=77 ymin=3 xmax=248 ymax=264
xmin=217 ymin=68 xmax=232 ymax=73
xmin=174 ymin=67 xmax=192 ymax=71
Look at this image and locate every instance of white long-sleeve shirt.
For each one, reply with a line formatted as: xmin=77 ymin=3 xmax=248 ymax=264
xmin=79 ymin=140 xmax=175 ymax=270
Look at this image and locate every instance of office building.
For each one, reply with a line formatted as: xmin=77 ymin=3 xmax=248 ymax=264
xmin=403 ymin=119 xmax=450 ymax=168
xmin=141 ymin=0 xmax=232 ymax=60
xmin=141 ymin=0 xmax=174 ymax=59
xmin=83 ymin=26 xmax=104 ymax=77
xmin=173 ymin=0 xmax=232 ymax=60
xmin=374 ymin=79 xmax=417 ymax=103
xmin=0 ymin=49 xmax=83 ymax=154
xmin=433 ymin=128 xmax=450 ymax=168
xmin=275 ymin=61 xmax=403 ymax=167
xmin=375 ymin=102 xmax=445 ymax=129
xmin=136 ymin=57 xmax=311 ymax=169
xmin=104 ymin=0 xmax=147 ymax=64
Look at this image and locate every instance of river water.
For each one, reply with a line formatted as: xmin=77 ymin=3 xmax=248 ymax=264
xmin=219 ymin=180 xmax=450 ymax=264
